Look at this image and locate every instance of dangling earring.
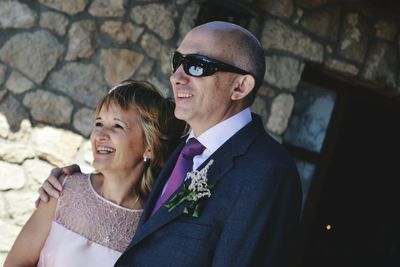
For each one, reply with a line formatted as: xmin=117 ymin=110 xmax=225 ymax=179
xmin=143 ymin=155 xmax=147 ymax=162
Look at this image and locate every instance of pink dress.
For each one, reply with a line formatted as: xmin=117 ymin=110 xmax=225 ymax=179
xmin=38 ymin=173 xmax=143 ymax=267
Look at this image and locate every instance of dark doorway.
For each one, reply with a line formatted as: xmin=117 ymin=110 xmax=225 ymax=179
xmin=195 ymin=0 xmax=253 ymax=28
xmin=301 ymin=83 xmax=400 ymax=266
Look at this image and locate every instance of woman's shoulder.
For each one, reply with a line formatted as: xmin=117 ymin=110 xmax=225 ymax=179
xmin=55 ymin=173 xmax=95 ymax=225
xmin=57 ymin=173 xmax=94 ymax=207
xmin=61 ymin=173 xmax=90 ymax=191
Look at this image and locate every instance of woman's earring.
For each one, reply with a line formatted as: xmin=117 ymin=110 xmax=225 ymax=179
xmin=143 ymin=155 xmax=147 ymax=162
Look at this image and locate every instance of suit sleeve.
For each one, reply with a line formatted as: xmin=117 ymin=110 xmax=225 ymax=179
xmin=211 ymin=164 xmax=302 ymax=267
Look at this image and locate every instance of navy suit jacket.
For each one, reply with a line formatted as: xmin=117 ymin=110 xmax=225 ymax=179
xmin=115 ymin=114 xmax=302 ymax=267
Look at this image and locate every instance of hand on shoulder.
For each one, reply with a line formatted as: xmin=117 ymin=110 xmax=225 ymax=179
xmin=36 ymin=164 xmax=82 ymax=207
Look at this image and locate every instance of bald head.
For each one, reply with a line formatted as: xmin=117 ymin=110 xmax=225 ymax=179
xmin=190 ymin=22 xmax=265 ymax=103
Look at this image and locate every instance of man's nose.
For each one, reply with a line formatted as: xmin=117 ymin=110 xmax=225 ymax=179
xmin=170 ymin=65 xmax=190 ymax=85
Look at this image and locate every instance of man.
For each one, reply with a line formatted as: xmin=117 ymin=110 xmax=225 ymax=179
xmin=39 ymin=21 xmax=302 ymax=266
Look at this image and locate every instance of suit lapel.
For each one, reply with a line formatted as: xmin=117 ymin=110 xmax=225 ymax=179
xmin=194 ymin=114 xmax=263 ymax=185
xmin=128 ymin=114 xmax=264 ymax=249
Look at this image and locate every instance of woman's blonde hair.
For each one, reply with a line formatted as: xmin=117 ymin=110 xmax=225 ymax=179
xmin=95 ymin=79 xmax=187 ymax=200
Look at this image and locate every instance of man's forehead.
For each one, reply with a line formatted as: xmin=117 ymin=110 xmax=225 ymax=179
xmin=178 ymin=29 xmax=230 ymax=57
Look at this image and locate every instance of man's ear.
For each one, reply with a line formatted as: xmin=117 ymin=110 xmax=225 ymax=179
xmin=231 ymin=74 xmax=255 ymax=101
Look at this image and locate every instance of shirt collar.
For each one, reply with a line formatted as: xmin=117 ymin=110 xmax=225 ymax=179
xmin=187 ymin=107 xmax=252 ymax=155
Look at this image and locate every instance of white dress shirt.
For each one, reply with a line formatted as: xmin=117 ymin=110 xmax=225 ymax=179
xmin=188 ymin=107 xmax=252 ymax=170
xmin=160 ymin=108 xmax=252 ymax=195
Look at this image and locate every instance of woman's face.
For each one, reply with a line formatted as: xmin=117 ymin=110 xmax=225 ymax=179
xmin=90 ymin=102 xmax=146 ymax=174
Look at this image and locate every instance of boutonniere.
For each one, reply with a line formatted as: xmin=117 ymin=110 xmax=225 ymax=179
xmin=164 ymin=160 xmax=214 ymax=217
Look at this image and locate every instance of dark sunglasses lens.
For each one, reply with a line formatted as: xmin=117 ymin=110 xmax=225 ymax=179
xmin=184 ymin=56 xmax=206 ymax=77
xmin=172 ymin=53 xmax=216 ymax=77
xmin=172 ymin=52 xmax=183 ymax=72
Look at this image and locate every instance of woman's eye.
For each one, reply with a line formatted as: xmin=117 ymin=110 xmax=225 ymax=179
xmin=114 ymin=124 xmax=123 ymax=129
xmin=95 ymin=122 xmax=103 ymax=127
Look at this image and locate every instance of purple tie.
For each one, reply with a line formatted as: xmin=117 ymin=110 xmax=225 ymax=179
xmin=151 ymin=138 xmax=206 ymax=215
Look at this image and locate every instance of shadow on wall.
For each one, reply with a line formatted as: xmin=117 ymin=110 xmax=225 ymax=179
xmin=0 ymin=90 xmax=27 ymax=133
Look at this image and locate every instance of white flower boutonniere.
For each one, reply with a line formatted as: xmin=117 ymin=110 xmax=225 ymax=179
xmin=164 ymin=160 xmax=214 ymax=217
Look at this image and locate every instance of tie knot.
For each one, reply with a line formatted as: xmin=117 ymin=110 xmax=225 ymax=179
xmin=181 ymin=138 xmax=205 ymax=159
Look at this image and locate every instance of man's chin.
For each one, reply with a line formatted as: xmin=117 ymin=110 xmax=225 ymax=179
xmin=174 ymin=109 xmax=189 ymax=121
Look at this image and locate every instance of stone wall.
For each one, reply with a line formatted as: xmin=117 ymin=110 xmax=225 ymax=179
xmin=1 ymin=0 xmax=399 ymax=262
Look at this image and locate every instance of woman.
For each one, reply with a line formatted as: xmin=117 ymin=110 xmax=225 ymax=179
xmin=4 ymin=80 xmax=187 ymax=267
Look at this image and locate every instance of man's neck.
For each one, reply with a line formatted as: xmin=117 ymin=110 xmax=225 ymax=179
xmin=191 ymin=106 xmax=249 ymax=137
xmin=188 ymin=107 xmax=252 ymax=170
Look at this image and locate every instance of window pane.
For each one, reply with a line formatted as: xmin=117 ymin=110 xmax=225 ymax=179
xmin=283 ymin=82 xmax=336 ymax=153
xmin=294 ymin=158 xmax=316 ymax=209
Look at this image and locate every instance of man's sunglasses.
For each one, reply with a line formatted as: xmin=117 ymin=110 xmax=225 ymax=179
xmin=172 ymin=51 xmax=253 ymax=78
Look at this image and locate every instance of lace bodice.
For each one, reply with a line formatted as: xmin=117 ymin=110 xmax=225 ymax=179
xmin=55 ymin=173 xmax=143 ymax=253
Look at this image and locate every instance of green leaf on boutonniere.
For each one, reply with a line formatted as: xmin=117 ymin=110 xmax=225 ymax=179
xmin=164 ymin=160 xmax=215 ymax=217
